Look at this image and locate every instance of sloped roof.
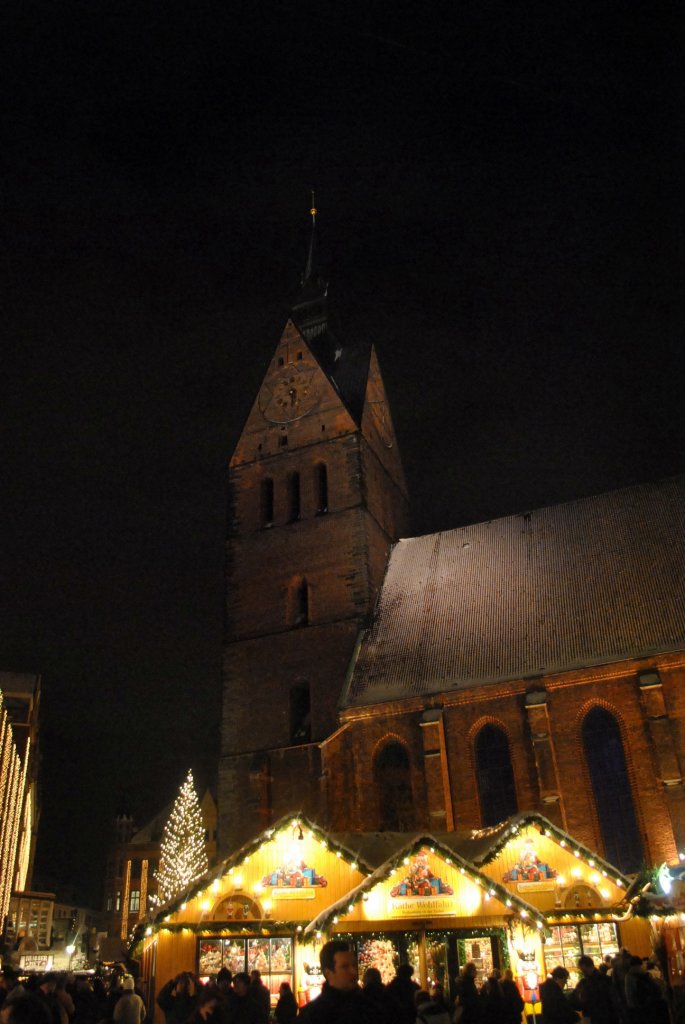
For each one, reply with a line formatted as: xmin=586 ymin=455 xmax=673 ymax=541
xmin=304 ymin=831 xmax=544 ymax=935
xmin=344 ymin=475 xmax=685 ymax=707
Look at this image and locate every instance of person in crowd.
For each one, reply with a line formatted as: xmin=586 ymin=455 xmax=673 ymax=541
xmin=387 ymin=963 xmax=420 ymax=1024
xmin=230 ymin=975 xmax=259 ymax=1024
xmin=274 ymin=982 xmax=298 ymax=1024
xmin=0 ymin=993 xmax=52 ymax=1024
xmin=599 ymin=956 xmax=613 ymax=977
xmin=213 ymin=969 xmax=236 ymax=1023
xmin=624 ymin=956 xmax=668 ymax=1024
xmin=113 ymin=978 xmax=145 ymax=1024
xmin=539 ymin=967 xmax=580 ymax=1024
xmin=359 ymin=969 xmax=395 ymax=1021
xmin=54 ymin=979 xmax=74 ymax=1023
xmin=297 ymin=939 xmax=377 ymax=1024
xmin=414 ymin=987 xmax=450 ymax=1024
xmin=70 ymin=977 xmax=98 ymax=1024
xmin=609 ymin=948 xmax=632 ymax=1022
xmin=187 ymin=988 xmax=223 ymax=1024
xmin=248 ymin=972 xmax=270 ymax=1024
xmin=479 ymin=972 xmax=504 ymax=1024
xmin=574 ymin=955 xmax=619 ymax=1024
xmin=0 ymin=968 xmax=26 ymax=1009
xmin=157 ymin=974 xmax=198 ymax=1024
xmin=500 ymin=969 xmax=524 ymax=1024
xmin=37 ymin=975 xmax=66 ymax=1024
xmin=453 ymin=964 xmax=482 ymax=1024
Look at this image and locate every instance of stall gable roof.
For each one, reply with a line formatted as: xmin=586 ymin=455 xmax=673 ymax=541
xmin=148 ymin=814 xmax=376 ymax=922
xmin=328 ymin=812 xmax=630 ymax=887
xmin=304 ymin=834 xmax=544 ymax=935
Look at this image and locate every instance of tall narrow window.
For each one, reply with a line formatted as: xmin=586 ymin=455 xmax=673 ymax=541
xmin=290 ymin=684 xmax=311 ymax=744
xmin=315 ymin=463 xmax=328 ymax=514
xmin=582 ymin=707 xmax=643 ymax=872
xmin=261 ymin=478 xmax=274 ymax=527
xmin=475 ymin=724 xmax=518 ymax=826
xmin=287 ymin=471 xmax=301 ymax=521
xmin=375 ymin=741 xmax=415 ymax=830
xmin=295 ymin=579 xmax=309 ymax=626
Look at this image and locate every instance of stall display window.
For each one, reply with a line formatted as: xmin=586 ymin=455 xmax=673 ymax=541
xmin=544 ymin=923 xmax=618 ymax=986
xmin=460 ymin=938 xmax=494 ymax=988
xmin=405 ymin=938 xmax=421 ymax=978
xmin=357 ymin=936 xmax=400 ymax=984
xmin=224 ymin=940 xmax=246 ymax=975
xmin=198 ymin=939 xmax=223 ymax=976
xmin=426 ymin=936 xmax=449 ymax=992
xmin=197 ymin=936 xmax=294 ymax=1000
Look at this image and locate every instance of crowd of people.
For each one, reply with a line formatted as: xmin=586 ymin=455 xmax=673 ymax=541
xmin=0 ymin=967 xmax=148 ymax=1024
xmin=0 ymin=943 xmax=675 ymax=1024
xmin=538 ymin=949 xmax=669 ymax=1024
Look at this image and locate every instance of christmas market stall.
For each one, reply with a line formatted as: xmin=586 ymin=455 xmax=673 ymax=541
xmin=133 ymin=816 xmax=371 ymax=1021
xmin=303 ymin=813 xmax=649 ymax=1009
xmin=132 ymin=813 xmax=650 ymax=1023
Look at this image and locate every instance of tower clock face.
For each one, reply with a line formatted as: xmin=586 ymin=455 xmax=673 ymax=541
xmin=259 ymin=365 xmax=320 ymax=424
xmin=369 ymin=399 xmax=393 ymax=448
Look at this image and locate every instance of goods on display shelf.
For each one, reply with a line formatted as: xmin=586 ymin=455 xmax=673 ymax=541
xmin=197 ymin=936 xmax=294 ymax=989
xmin=544 ymin=923 xmax=619 ymax=987
xmin=198 ymin=940 xmax=223 ymax=975
xmin=224 ymin=941 xmax=246 ymax=974
xmin=462 ymin=938 xmax=494 ymax=987
xmin=357 ymin=937 xmax=399 ymax=985
xmin=248 ymin=939 xmax=270 ymax=974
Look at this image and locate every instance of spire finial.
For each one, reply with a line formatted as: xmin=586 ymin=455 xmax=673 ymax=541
xmin=303 ymin=189 xmax=318 ymax=284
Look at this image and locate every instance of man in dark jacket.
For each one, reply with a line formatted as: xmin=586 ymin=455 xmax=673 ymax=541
xmin=539 ymin=967 xmax=580 ymax=1024
xmin=248 ymin=972 xmax=270 ymax=1024
xmin=298 ymin=940 xmax=381 ymax=1024
xmin=574 ymin=955 xmax=619 ymax=1024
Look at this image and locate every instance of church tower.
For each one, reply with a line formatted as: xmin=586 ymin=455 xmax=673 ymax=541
xmin=218 ymin=205 xmax=409 ymax=852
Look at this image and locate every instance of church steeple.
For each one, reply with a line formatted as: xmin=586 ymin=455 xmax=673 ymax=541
xmin=291 ymin=193 xmax=328 ymax=340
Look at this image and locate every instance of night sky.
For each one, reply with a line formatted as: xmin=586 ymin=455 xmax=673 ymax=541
xmin=3 ymin=1 xmax=683 ymax=905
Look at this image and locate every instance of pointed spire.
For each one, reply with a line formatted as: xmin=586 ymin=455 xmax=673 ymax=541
xmin=292 ymin=192 xmax=328 ymax=340
xmin=302 ymin=191 xmax=317 ymax=285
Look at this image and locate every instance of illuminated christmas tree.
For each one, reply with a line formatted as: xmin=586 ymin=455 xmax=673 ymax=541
xmin=153 ymin=770 xmax=208 ymax=906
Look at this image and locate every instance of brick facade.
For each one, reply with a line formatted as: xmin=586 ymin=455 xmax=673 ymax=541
xmin=218 ymin=318 xmax=409 ymax=853
xmin=218 ymin=277 xmax=685 ymax=874
xmin=326 ymin=651 xmax=685 ymax=868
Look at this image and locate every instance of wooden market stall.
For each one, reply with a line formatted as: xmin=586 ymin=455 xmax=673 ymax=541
xmin=133 ymin=813 xmax=650 ymax=1023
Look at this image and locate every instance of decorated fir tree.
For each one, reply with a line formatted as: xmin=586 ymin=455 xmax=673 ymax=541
xmin=153 ymin=770 xmax=208 ymax=906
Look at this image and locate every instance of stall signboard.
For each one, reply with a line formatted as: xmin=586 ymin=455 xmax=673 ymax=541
xmin=484 ymin=825 xmax=625 ymax=913
xmin=20 ymin=954 xmax=53 ymax=972
xmin=339 ymin=847 xmax=512 ymax=924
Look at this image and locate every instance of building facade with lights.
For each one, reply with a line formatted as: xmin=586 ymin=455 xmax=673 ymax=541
xmin=0 ymin=672 xmax=40 ymax=930
xmin=103 ymin=790 xmax=217 ymax=948
xmin=218 ymin=219 xmax=685 ymax=880
xmin=142 ymin=218 xmax=683 ymax=1009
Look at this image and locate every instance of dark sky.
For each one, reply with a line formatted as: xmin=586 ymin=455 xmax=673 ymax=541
xmin=2 ymin=1 xmax=683 ymax=904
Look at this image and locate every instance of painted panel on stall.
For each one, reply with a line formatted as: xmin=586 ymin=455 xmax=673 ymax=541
xmin=482 ymin=825 xmax=625 ymax=912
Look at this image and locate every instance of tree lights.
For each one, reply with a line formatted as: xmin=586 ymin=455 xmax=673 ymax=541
xmin=152 ymin=770 xmax=208 ymax=907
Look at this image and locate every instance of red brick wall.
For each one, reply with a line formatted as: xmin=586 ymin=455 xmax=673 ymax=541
xmin=335 ymin=654 xmax=685 ymax=867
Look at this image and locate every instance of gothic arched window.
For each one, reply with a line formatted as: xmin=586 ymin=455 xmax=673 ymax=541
xmin=474 ymin=724 xmax=518 ymax=826
xmin=315 ymin=463 xmax=328 ymax=514
xmin=294 ymin=578 xmax=309 ymax=627
xmin=290 ymin=684 xmax=311 ymax=744
xmin=375 ymin=741 xmax=415 ymax=831
xmin=287 ymin=471 xmax=301 ymax=522
xmin=582 ymin=707 xmax=643 ymax=872
xmin=260 ymin=478 xmax=274 ymax=527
